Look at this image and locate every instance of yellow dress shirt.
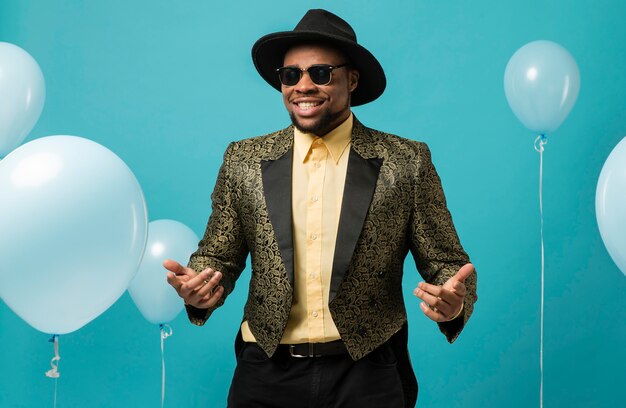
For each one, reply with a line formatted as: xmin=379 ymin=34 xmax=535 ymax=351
xmin=242 ymin=114 xmax=353 ymax=344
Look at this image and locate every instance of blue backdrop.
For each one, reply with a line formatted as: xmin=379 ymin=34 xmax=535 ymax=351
xmin=1 ymin=1 xmax=625 ymax=407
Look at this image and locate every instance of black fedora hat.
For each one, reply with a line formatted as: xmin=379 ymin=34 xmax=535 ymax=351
xmin=251 ymin=9 xmax=386 ymax=106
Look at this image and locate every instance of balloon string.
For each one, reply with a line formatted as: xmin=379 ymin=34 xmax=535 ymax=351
xmin=534 ymin=134 xmax=547 ymax=408
xmin=45 ymin=334 xmax=60 ymax=408
xmin=53 ymin=375 xmax=58 ymax=408
xmin=160 ymin=324 xmax=173 ymax=408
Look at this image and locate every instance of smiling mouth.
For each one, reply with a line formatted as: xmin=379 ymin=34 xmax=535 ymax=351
xmin=296 ymin=101 xmax=322 ymax=110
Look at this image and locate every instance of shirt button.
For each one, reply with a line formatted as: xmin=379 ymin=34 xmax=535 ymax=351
xmin=311 ymin=234 xmax=317 ymax=240
xmin=310 ymin=273 xmax=317 ymax=279
xmin=312 ymin=311 xmax=319 ymax=318
xmin=311 ymin=196 xmax=319 ymax=202
xmin=314 ymin=162 xmax=321 ymax=168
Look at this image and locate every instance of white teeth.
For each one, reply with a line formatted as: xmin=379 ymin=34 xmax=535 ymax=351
xmin=297 ymin=102 xmax=321 ymax=110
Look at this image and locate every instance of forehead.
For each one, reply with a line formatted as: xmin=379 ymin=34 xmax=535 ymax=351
xmin=282 ymin=43 xmax=347 ymax=66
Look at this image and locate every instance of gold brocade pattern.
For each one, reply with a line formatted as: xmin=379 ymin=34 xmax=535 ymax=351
xmin=186 ymin=119 xmax=477 ymax=360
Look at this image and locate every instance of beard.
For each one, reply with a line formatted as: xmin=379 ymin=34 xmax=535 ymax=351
xmin=289 ymin=107 xmax=349 ymax=137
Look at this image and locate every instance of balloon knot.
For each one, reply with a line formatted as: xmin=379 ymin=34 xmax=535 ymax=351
xmin=534 ymin=134 xmax=548 ymax=153
xmin=160 ymin=324 xmax=173 ymax=340
xmin=45 ymin=335 xmax=61 ymax=378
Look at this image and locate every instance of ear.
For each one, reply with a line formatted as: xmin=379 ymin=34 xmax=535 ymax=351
xmin=348 ymin=69 xmax=359 ymax=92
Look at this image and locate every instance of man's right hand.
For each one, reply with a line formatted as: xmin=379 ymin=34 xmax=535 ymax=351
xmin=164 ymin=259 xmax=224 ymax=309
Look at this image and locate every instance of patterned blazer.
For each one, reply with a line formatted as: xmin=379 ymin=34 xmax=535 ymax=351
xmin=186 ymin=118 xmax=477 ymax=406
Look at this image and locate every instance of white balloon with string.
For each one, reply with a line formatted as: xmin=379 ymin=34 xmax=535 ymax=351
xmin=504 ymin=40 xmax=580 ymax=408
xmin=128 ymin=219 xmax=200 ymax=407
xmin=0 ymin=135 xmax=148 ymax=408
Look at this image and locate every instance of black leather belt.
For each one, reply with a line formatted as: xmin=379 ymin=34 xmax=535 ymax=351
xmin=279 ymin=340 xmax=348 ymax=358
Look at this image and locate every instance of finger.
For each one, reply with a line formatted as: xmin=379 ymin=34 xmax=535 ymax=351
xmin=181 ymin=268 xmax=216 ymax=297
xmin=163 ymin=259 xmax=197 ymax=277
xmin=417 ymin=281 xmax=463 ymax=305
xmin=442 ymin=278 xmax=467 ymax=296
xmin=163 ymin=259 xmax=183 ymax=273
xmin=196 ymin=271 xmax=222 ymax=297
xmin=450 ymin=280 xmax=466 ymax=292
xmin=190 ymin=268 xmax=217 ymax=289
xmin=419 ymin=302 xmax=447 ymax=322
xmin=413 ymin=287 xmax=454 ymax=316
xmin=196 ymin=286 xmax=225 ymax=309
xmin=166 ymin=272 xmax=183 ymax=290
xmin=167 ymin=271 xmax=193 ymax=291
xmin=452 ymin=263 xmax=474 ymax=283
xmin=416 ymin=282 xmax=445 ymax=297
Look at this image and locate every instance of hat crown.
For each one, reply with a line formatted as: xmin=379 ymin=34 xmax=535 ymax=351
xmin=293 ymin=9 xmax=357 ymax=42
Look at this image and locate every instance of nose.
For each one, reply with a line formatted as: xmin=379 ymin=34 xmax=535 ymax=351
xmin=294 ymin=70 xmax=317 ymax=93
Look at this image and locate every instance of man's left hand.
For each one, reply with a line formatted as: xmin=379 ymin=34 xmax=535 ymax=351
xmin=413 ymin=263 xmax=474 ymax=322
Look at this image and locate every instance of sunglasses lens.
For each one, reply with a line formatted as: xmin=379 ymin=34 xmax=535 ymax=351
xmin=308 ymin=66 xmax=332 ymax=85
xmin=277 ymin=65 xmax=339 ymax=86
xmin=278 ymin=68 xmax=301 ymax=86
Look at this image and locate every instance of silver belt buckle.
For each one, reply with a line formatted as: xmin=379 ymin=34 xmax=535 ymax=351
xmin=288 ymin=344 xmax=315 ymax=358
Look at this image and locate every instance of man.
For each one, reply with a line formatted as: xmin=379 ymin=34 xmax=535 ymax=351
xmin=166 ymin=9 xmax=477 ymax=407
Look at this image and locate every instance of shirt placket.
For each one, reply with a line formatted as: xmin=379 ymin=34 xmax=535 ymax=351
xmin=305 ymin=138 xmax=327 ymax=340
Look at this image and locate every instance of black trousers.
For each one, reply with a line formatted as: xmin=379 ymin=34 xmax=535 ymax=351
xmin=227 ymin=341 xmax=405 ymax=408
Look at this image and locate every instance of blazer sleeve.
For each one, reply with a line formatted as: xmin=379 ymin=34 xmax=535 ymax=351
xmin=185 ymin=142 xmax=249 ymax=326
xmin=409 ymin=142 xmax=477 ymax=343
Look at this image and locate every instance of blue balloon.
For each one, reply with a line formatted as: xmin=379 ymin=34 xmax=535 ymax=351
xmin=596 ymin=136 xmax=626 ymax=277
xmin=128 ymin=220 xmax=199 ymax=325
xmin=504 ymin=40 xmax=580 ymax=134
xmin=0 ymin=42 xmax=45 ymax=157
xmin=0 ymin=136 xmax=148 ymax=334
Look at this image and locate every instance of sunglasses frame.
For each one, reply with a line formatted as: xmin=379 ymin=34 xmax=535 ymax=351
xmin=276 ymin=63 xmax=349 ymax=86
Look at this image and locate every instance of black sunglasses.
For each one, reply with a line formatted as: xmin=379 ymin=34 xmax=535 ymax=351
xmin=276 ymin=64 xmax=349 ymax=86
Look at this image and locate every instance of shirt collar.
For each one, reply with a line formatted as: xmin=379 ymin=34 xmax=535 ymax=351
xmin=294 ymin=113 xmax=353 ymax=164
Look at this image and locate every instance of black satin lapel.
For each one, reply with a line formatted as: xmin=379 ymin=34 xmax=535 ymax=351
xmin=261 ymin=149 xmax=294 ymax=286
xmin=330 ymin=149 xmax=383 ymax=302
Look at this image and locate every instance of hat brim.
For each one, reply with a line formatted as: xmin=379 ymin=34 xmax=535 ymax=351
xmin=252 ymin=31 xmax=386 ymax=106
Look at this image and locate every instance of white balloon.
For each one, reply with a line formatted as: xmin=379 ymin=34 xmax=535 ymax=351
xmin=504 ymin=40 xmax=580 ymax=134
xmin=596 ymin=136 xmax=626 ymax=277
xmin=128 ymin=220 xmax=199 ymax=324
xmin=0 ymin=136 xmax=148 ymax=334
xmin=0 ymin=42 xmax=46 ymax=157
